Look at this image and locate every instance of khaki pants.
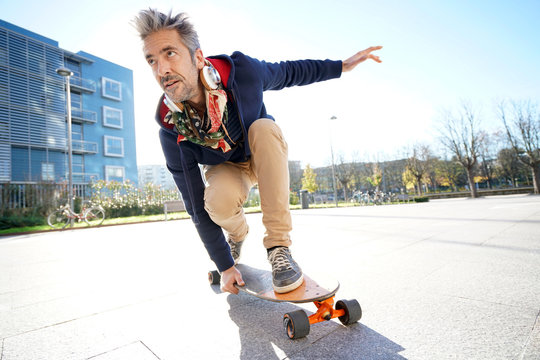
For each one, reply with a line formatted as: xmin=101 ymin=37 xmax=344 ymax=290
xmin=203 ymin=119 xmax=292 ymax=249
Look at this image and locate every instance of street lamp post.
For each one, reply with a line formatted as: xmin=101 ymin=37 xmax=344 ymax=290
xmin=56 ymin=67 xmax=74 ymax=226
xmin=330 ymin=116 xmax=338 ymax=207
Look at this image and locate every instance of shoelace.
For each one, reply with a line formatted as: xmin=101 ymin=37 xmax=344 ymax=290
xmin=268 ymin=248 xmax=293 ymax=271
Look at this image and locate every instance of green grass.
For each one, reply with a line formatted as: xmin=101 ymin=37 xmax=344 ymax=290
xmin=0 ymin=211 xmax=190 ymax=235
xmin=0 ymin=224 xmax=51 ymax=235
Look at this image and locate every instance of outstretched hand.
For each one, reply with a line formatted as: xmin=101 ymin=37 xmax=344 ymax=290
xmin=342 ymin=46 xmax=383 ymax=72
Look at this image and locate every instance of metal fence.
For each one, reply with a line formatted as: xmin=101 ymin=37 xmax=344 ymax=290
xmin=0 ymin=183 xmax=89 ymax=213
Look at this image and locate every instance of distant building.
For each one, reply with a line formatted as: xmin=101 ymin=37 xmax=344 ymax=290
xmin=0 ymin=20 xmax=137 ymax=185
xmin=138 ymin=164 xmax=177 ymax=190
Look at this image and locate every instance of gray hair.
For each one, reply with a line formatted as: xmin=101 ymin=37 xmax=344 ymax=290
xmin=132 ymin=9 xmax=201 ymax=58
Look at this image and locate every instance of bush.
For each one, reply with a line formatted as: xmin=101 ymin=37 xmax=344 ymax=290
xmin=413 ymin=196 xmax=429 ymax=203
xmin=289 ymin=191 xmax=299 ymax=205
xmin=0 ymin=215 xmax=46 ymax=230
xmin=88 ymin=180 xmax=181 ymax=219
xmin=1 ymin=181 xmax=183 ymax=228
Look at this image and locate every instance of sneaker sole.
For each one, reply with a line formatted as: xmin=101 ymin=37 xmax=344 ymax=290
xmin=273 ymin=274 xmax=304 ymax=294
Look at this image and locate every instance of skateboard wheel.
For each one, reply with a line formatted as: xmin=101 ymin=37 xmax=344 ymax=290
xmin=283 ymin=310 xmax=310 ymax=339
xmin=208 ymin=270 xmax=221 ymax=285
xmin=336 ymin=299 xmax=362 ymax=325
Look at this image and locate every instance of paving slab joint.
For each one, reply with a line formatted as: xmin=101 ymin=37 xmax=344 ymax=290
xmin=518 ymin=309 xmax=540 ymax=360
xmin=140 ymin=341 xmax=162 ymax=360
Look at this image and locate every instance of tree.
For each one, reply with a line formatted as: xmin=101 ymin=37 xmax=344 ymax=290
xmin=350 ymin=161 xmax=372 ymax=192
xmin=434 ymin=157 xmax=466 ymax=192
xmin=301 ymin=164 xmax=318 ymax=194
xmin=367 ymin=163 xmax=383 ymax=191
xmin=496 ymin=148 xmax=527 ymax=187
xmin=477 ymin=130 xmax=499 ymax=189
xmin=383 ymin=159 xmax=408 ymax=193
xmin=405 ymin=143 xmax=433 ymax=195
xmin=437 ymin=102 xmax=481 ymax=198
xmin=401 ymin=168 xmax=417 ymax=193
xmin=498 ymin=100 xmax=540 ymax=194
xmin=335 ymin=154 xmax=356 ymax=202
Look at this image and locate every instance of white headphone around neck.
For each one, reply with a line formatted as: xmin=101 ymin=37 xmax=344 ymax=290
xmin=163 ymin=94 xmax=182 ymax=113
xmin=163 ymin=63 xmax=222 ymax=112
xmin=200 ymin=65 xmax=221 ymax=90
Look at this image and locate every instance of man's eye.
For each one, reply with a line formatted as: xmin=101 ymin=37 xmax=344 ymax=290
xmin=147 ymin=59 xmax=155 ymax=66
xmin=167 ymin=51 xmax=176 ymax=57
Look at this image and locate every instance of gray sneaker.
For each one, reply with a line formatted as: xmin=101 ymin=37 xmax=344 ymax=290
xmin=267 ymin=247 xmax=304 ymax=293
xmin=228 ymin=238 xmax=244 ymax=264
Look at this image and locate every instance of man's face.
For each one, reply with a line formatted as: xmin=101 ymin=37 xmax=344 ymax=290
xmin=143 ymin=29 xmax=204 ymax=103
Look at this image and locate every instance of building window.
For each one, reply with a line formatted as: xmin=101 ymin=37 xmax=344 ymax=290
xmin=104 ymin=136 xmax=124 ymax=157
xmin=105 ymin=166 xmax=125 ymax=182
xmin=71 ymin=91 xmax=82 ymax=110
xmin=102 ymin=106 xmax=123 ymax=129
xmin=65 ymin=59 xmax=81 ymax=79
xmin=101 ymin=77 xmax=122 ymax=101
xmin=42 ymin=163 xmax=55 ymax=181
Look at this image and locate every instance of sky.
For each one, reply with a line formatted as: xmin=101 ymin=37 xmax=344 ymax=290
xmin=1 ymin=0 xmax=539 ymax=167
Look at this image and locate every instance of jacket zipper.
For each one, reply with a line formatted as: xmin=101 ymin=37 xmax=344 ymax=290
xmin=228 ymin=89 xmax=248 ymax=161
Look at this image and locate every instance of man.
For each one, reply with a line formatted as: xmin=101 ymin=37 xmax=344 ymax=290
xmin=133 ymin=9 xmax=382 ymax=295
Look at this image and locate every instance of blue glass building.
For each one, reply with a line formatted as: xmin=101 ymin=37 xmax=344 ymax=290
xmin=0 ymin=20 xmax=137 ymax=186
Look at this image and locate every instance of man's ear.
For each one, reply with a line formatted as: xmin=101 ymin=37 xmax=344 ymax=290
xmin=194 ymin=48 xmax=205 ymax=70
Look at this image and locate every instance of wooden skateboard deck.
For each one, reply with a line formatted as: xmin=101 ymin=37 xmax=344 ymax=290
xmin=208 ymin=264 xmax=362 ymax=339
xmin=233 ymin=264 xmax=339 ymax=303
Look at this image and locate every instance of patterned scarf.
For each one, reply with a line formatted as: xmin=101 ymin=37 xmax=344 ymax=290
xmin=163 ymin=79 xmax=233 ymax=152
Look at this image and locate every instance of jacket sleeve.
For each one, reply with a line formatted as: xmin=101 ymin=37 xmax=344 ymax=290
xmin=243 ymin=53 xmax=343 ymax=91
xmin=159 ymin=128 xmax=235 ymax=272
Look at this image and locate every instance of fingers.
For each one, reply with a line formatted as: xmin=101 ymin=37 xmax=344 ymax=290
xmin=369 ymin=54 xmax=382 ymax=63
xmin=368 ymin=45 xmax=383 ymax=52
xmin=363 ymin=46 xmax=383 ymax=62
xmin=221 ymin=282 xmax=239 ymax=294
xmin=220 ymin=269 xmax=245 ymax=295
xmin=236 ymin=273 xmax=245 ymax=287
xmin=343 ymin=46 xmax=383 ymax=71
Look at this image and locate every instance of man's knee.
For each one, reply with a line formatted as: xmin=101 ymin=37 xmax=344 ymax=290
xmin=248 ymin=118 xmax=287 ymax=150
xmin=204 ymin=187 xmax=242 ymax=221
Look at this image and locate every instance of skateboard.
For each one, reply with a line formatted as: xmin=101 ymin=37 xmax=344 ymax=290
xmin=208 ymin=264 xmax=362 ymax=339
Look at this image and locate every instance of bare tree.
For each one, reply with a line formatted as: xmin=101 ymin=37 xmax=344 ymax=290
xmin=335 ymin=154 xmax=355 ymax=202
xmin=498 ymin=100 xmax=540 ymax=194
xmin=434 ymin=156 xmax=466 ymax=192
xmin=496 ymin=148 xmax=527 ymax=187
xmin=383 ymin=159 xmax=407 ymax=193
xmin=437 ymin=102 xmax=482 ymax=198
xmin=405 ymin=143 xmax=433 ymax=195
xmin=477 ymin=130 xmax=499 ymax=189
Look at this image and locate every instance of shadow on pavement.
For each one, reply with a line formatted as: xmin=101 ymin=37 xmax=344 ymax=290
xmin=226 ymin=295 xmax=406 ymax=360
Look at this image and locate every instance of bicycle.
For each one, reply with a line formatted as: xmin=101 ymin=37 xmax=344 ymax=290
xmin=47 ymin=202 xmax=106 ymax=229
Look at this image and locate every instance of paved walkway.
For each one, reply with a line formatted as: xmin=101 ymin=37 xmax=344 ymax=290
xmin=1 ymin=194 xmax=539 ymax=359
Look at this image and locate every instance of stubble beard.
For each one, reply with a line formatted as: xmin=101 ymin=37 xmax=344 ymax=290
xmin=162 ymin=76 xmax=196 ymax=103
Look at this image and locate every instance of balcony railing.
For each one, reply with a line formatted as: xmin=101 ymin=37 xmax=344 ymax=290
xmin=72 ymin=140 xmax=98 ymax=155
xmin=72 ymin=172 xmax=100 ymax=184
xmin=71 ymin=108 xmax=97 ymax=124
xmin=69 ymin=76 xmax=96 ymax=93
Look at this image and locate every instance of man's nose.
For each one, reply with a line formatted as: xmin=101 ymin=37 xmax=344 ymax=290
xmin=157 ymin=59 xmax=171 ymax=77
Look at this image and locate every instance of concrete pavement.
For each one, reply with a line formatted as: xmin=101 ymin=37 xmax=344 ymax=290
xmin=0 ymin=194 xmax=539 ymax=359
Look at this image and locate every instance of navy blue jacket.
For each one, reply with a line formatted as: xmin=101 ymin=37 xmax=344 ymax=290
xmin=155 ymin=51 xmax=342 ymax=272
